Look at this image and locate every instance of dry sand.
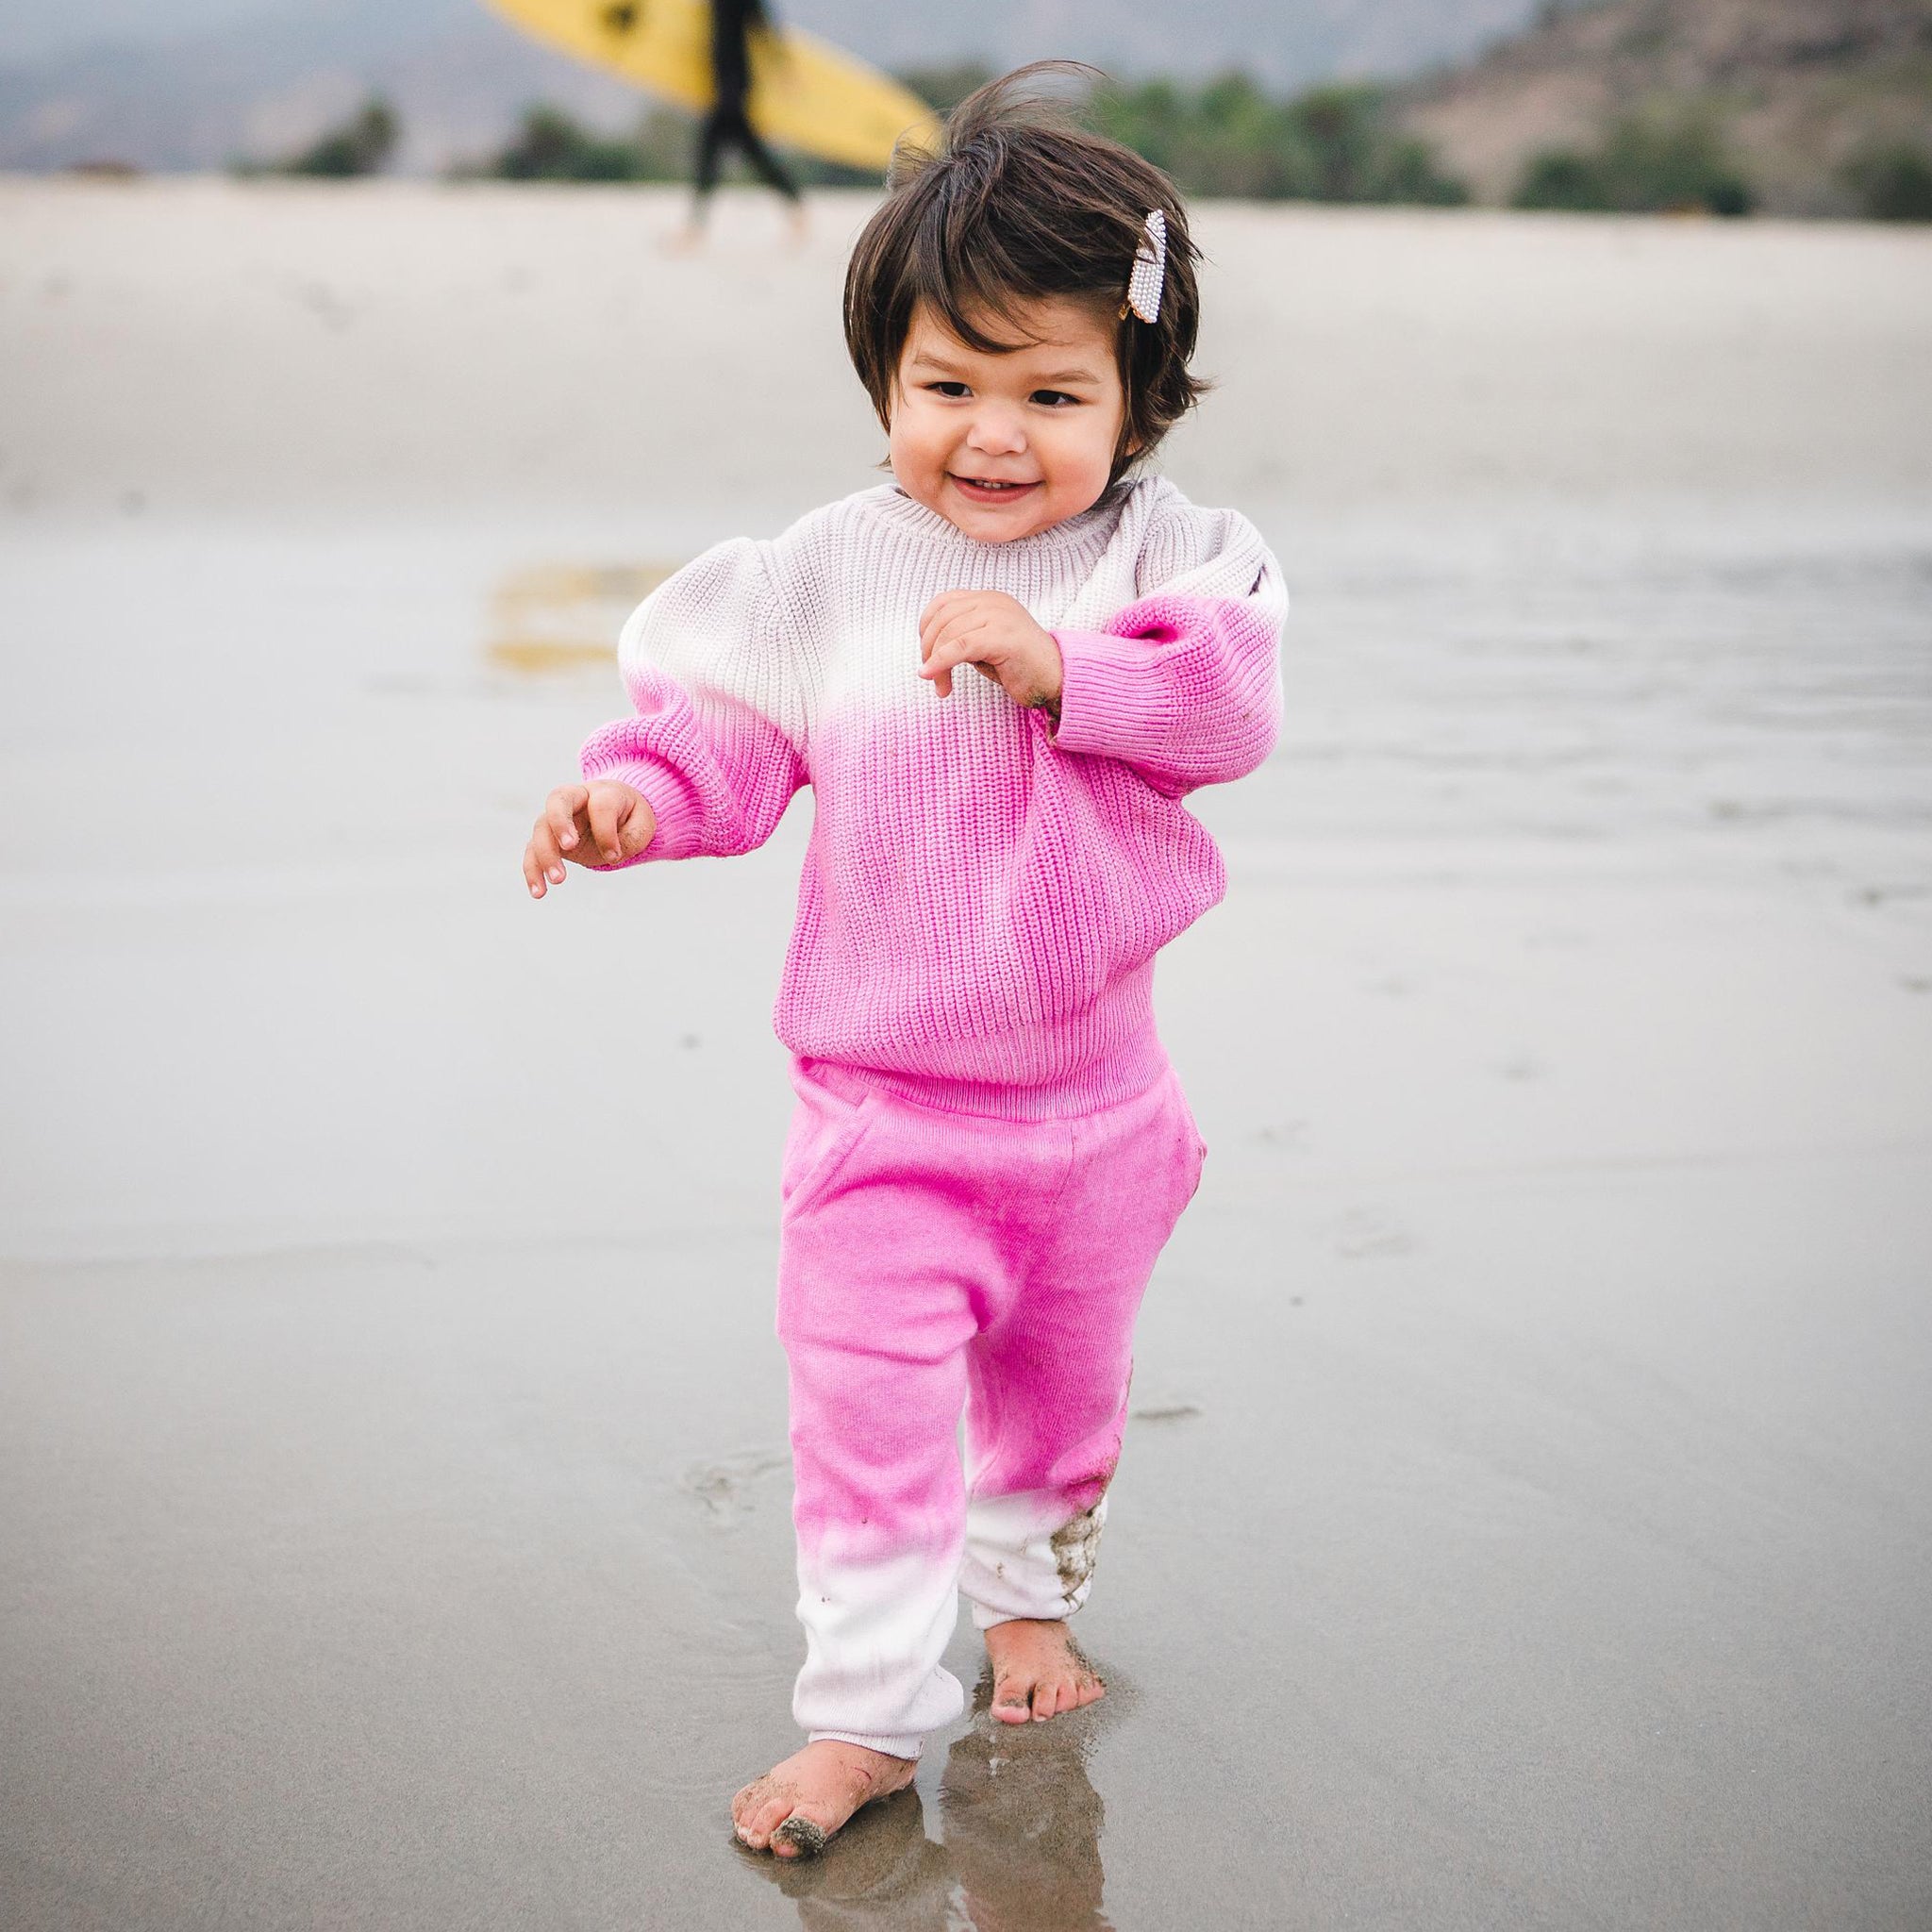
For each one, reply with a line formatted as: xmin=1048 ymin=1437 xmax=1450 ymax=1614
xmin=2 ymin=181 xmax=1930 ymax=1929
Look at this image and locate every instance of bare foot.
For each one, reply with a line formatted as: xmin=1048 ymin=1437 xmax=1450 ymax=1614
xmin=983 ymin=1619 xmax=1106 ymax=1724
xmin=731 ymin=1740 xmax=916 ymax=1859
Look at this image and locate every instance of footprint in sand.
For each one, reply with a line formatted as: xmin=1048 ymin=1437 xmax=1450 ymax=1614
xmin=683 ymin=1449 xmax=788 ymax=1524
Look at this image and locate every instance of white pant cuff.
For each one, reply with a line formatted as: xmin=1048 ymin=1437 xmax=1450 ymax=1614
xmin=969 ymin=1601 xmax=1073 ymax=1632
xmin=808 ymin=1728 xmax=923 ymax=1761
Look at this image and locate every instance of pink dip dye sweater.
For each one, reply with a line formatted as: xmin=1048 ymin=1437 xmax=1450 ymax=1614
xmin=580 ymin=475 xmax=1287 ymax=1120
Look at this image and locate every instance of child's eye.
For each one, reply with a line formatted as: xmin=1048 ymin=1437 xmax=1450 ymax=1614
xmin=927 ymin=381 xmax=971 ymax=399
xmin=1031 ymin=390 xmax=1080 ymax=408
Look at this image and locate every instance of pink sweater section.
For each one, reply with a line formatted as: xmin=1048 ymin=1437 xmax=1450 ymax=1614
xmin=580 ymin=477 xmax=1287 ymax=1119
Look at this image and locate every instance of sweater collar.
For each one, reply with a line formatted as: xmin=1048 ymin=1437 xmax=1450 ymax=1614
xmin=858 ymin=480 xmax=1137 ymax=558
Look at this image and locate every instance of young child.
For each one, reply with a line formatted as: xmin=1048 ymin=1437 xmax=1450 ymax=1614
xmin=521 ymin=66 xmax=1286 ymax=1858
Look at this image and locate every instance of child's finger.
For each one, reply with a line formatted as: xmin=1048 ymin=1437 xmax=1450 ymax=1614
xmin=924 ymin=643 xmax=983 ymax=699
xmin=586 ymin=789 xmax=627 ymax=866
xmin=547 ymin=785 xmax=587 ymax=854
xmin=921 ymin=628 xmax=994 ymax=691
xmin=525 ymin=823 xmax=565 ymax=896
xmin=919 ymin=589 xmax=976 ymax=629
xmin=920 ymin=612 xmax=991 ymax=672
xmin=919 ymin=591 xmax=984 ymax=658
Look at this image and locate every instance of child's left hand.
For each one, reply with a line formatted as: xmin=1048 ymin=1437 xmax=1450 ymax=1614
xmin=918 ymin=591 xmax=1064 ymax=717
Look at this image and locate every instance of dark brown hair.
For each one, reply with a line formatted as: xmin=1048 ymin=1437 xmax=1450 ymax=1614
xmin=843 ymin=63 xmax=1207 ymax=488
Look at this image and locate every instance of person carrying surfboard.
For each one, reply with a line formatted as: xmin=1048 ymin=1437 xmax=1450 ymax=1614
xmin=674 ymin=0 xmax=806 ymax=246
xmin=484 ymin=0 xmax=937 ymax=178
xmin=522 ymin=63 xmax=1287 ymax=1858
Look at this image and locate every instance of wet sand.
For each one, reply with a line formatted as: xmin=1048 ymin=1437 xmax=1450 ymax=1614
xmin=2 ymin=182 xmax=1931 ymax=1928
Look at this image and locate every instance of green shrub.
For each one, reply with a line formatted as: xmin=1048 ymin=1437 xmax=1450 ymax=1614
xmin=1291 ymin=85 xmax=1468 ymax=204
xmin=460 ymin=67 xmax=1470 ymax=204
xmin=491 ymin=104 xmax=655 ymax=180
xmin=1516 ymin=147 xmax=1609 ymax=209
xmin=1516 ymin=109 xmax=1754 ymax=215
xmin=279 ymin=98 xmax=398 ymax=178
xmin=1842 ymin=142 xmax=1932 ymax=222
xmin=476 ymin=101 xmax=867 ymax=187
xmin=1089 ymin=73 xmax=1467 ymax=205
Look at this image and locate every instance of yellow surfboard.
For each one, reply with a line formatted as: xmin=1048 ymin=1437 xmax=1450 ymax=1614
xmin=482 ymin=0 xmax=941 ymax=172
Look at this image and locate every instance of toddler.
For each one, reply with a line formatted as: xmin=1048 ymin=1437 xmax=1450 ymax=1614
xmin=521 ymin=66 xmax=1287 ymax=1858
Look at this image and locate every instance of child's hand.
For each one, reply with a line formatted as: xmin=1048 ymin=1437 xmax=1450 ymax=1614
xmin=523 ymin=781 xmax=656 ymax=898
xmin=918 ymin=591 xmax=1064 ymax=716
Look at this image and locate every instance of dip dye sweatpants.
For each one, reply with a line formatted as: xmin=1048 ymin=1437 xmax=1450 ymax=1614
xmin=775 ymin=1057 xmax=1207 ymax=1759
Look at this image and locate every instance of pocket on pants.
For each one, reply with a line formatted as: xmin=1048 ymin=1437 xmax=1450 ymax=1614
xmin=780 ymin=1087 xmax=877 ymax=1222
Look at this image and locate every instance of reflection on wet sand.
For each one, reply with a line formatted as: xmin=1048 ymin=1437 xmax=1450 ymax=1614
xmin=741 ymin=1669 xmax=1115 ymax=1932
xmin=942 ymin=1697 xmax=1111 ymax=1932
xmin=484 ymin=561 xmax=681 ymax=676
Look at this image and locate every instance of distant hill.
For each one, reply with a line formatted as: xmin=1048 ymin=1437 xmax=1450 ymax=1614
xmin=0 ymin=0 xmax=1544 ymax=173
xmin=0 ymin=0 xmax=635 ymax=174
xmin=1397 ymin=0 xmax=1932 ymax=215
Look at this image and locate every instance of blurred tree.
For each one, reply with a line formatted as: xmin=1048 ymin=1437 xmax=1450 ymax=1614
xmin=280 ymin=98 xmax=398 ymax=178
xmin=1290 ymin=84 xmax=1467 ymax=204
xmin=1842 ymin=141 xmax=1932 ymax=222
xmin=490 ymin=104 xmax=652 ymax=180
xmin=1089 ymin=73 xmax=1467 ymax=205
xmin=1516 ymin=108 xmax=1754 ymax=215
xmin=458 ymin=65 xmax=1470 ymax=204
xmin=472 ymin=101 xmax=867 ymax=188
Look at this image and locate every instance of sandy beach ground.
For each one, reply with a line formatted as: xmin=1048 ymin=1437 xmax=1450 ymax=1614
xmin=2 ymin=180 xmax=1930 ymax=1929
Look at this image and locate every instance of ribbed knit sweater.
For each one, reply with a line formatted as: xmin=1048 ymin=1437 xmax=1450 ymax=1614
xmin=580 ymin=475 xmax=1287 ymax=1119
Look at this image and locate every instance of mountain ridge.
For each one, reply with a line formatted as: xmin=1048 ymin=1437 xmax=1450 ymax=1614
xmin=1398 ymin=0 xmax=1932 ymax=214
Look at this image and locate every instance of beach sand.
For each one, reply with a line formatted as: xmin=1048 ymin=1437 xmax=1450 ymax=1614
xmin=2 ymin=181 xmax=1930 ymax=1928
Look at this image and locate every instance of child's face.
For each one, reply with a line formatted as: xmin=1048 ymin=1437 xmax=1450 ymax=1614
xmin=888 ymin=297 xmax=1131 ymax=543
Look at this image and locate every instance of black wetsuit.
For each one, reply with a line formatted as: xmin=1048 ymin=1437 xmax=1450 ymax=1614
xmin=694 ymin=0 xmax=801 ymax=206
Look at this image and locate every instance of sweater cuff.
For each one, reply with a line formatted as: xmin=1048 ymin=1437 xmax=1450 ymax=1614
xmin=575 ymin=746 xmax=699 ymax=865
xmin=1047 ymin=626 xmax=1174 ymax=764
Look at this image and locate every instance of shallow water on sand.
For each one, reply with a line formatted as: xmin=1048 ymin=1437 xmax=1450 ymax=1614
xmin=3 ymin=188 xmax=1931 ymax=1929
xmin=5 ymin=502 xmax=1928 ymax=1931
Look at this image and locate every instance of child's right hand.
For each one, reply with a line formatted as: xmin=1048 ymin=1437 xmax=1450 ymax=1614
xmin=523 ymin=781 xmax=657 ymax=898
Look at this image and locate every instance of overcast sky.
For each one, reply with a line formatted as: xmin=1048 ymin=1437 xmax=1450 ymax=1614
xmin=0 ymin=0 xmax=1541 ymax=77
xmin=0 ymin=1 xmax=287 ymax=64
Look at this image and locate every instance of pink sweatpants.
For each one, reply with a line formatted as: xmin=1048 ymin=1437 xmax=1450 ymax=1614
xmin=775 ymin=1057 xmax=1207 ymax=1759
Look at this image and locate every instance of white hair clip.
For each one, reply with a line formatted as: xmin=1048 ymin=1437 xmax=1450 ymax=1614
xmin=1125 ymin=208 xmax=1168 ymax=325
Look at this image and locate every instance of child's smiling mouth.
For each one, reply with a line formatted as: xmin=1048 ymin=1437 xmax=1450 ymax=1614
xmin=949 ymin=474 xmax=1041 ymax=506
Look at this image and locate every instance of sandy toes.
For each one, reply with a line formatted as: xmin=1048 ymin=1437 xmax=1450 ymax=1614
xmin=984 ymin=1618 xmax=1108 ymax=1724
xmin=731 ymin=1740 xmax=917 ymax=1859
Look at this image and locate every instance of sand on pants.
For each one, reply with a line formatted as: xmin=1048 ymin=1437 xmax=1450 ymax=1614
xmin=1 ymin=181 xmax=1930 ymax=1930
